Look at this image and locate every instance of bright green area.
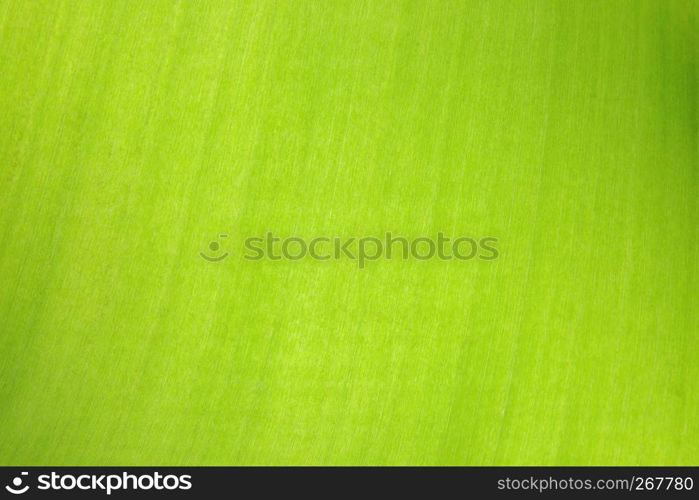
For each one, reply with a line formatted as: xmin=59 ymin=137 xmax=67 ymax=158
xmin=0 ymin=0 xmax=697 ymax=465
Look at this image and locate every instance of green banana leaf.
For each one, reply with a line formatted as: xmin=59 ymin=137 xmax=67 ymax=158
xmin=0 ymin=0 xmax=696 ymax=465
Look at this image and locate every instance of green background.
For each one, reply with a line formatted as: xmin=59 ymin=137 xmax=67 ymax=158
xmin=0 ymin=0 xmax=696 ymax=465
